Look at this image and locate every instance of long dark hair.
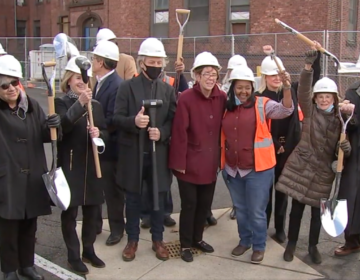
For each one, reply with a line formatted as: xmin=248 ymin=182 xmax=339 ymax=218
xmin=226 ymin=80 xmax=256 ymax=111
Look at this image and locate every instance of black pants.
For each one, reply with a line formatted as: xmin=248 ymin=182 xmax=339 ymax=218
xmin=96 ymin=160 xmax=125 ymax=236
xmin=178 ymin=179 xmax=216 ymax=248
xmin=288 ymin=199 xmax=321 ymax=246
xmin=344 ymin=231 xmax=360 ymax=247
xmin=141 ymin=183 xmax=173 ymax=219
xmin=266 ymin=163 xmax=288 ymax=231
xmin=61 ymin=205 xmax=98 ymax=261
xmin=0 ymin=217 xmax=37 ymax=273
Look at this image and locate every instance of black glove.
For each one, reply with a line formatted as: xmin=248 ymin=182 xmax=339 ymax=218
xmin=304 ymin=50 xmax=318 ymax=65
xmin=47 ymin=114 xmax=61 ymax=129
xmin=338 ymin=139 xmax=351 ymax=157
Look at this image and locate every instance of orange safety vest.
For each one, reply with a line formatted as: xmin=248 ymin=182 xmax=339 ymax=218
xmin=134 ymin=73 xmax=175 ymax=86
xmin=298 ymin=105 xmax=304 ymax=121
xmin=220 ymin=97 xmax=276 ymax=172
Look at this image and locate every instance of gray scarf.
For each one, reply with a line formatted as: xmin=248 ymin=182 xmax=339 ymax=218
xmin=15 ymin=89 xmax=28 ymax=120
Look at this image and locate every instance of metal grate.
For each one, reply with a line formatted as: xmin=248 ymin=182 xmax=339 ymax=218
xmin=165 ymin=240 xmax=203 ymax=259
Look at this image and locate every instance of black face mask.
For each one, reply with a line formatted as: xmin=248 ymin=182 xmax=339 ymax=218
xmin=144 ymin=64 xmax=162 ymax=80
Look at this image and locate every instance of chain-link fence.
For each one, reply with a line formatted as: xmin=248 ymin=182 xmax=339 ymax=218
xmin=1 ymin=30 xmax=360 ymax=94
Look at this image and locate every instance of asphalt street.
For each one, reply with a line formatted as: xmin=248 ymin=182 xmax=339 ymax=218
xmin=3 ymin=88 xmax=358 ymax=280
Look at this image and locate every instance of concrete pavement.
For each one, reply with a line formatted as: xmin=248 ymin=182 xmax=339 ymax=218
xmin=75 ymin=208 xmax=324 ymax=280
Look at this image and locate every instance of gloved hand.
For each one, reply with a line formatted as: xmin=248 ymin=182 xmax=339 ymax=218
xmin=338 ymin=139 xmax=351 ymax=157
xmin=47 ymin=114 xmax=61 ymax=129
xmin=304 ymin=50 xmax=318 ymax=65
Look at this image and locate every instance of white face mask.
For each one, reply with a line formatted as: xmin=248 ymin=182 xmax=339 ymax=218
xmin=92 ymin=137 xmax=105 ymax=154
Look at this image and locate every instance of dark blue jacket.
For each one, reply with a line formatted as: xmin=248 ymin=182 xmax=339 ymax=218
xmin=93 ymin=71 xmax=123 ymax=161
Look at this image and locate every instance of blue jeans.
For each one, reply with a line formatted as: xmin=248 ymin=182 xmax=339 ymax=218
xmin=141 ymin=185 xmax=173 ymax=219
xmin=222 ymin=168 xmax=274 ymax=251
xmin=125 ymin=191 xmax=165 ymax=242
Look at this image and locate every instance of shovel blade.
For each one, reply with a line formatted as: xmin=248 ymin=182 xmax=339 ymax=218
xmin=320 ymin=198 xmax=348 ymax=237
xmin=42 ymin=167 xmax=71 ymax=211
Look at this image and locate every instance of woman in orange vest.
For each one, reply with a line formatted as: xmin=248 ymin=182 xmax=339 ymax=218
xmin=255 ymin=44 xmax=322 ymax=243
xmin=221 ymin=66 xmax=293 ymax=264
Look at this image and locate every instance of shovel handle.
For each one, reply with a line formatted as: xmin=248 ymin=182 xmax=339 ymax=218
xmin=177 ymin=35 xmax=184 ymax=62
xmin=43 ymin=61 xmax=57 ymax=67
xmin=336 ymin=133 xmax=346 ymax=172
xmin=47 ymin=96 xmax=57 ymax=141
xmin=87 ymin=101 xmax=102 ymax=178
xmin=176 ymin=9 xmax=190 ymax=14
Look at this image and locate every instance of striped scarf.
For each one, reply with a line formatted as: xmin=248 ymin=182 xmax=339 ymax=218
xmin=66 ymin=89 xmax=79 ymax=100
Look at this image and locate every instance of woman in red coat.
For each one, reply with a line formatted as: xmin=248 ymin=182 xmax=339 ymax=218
xmin=169 ymin=51 xmax=227 ymax=262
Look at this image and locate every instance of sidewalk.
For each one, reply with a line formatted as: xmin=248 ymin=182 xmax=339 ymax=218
xmin=75 ymin=208 xmax=324 ymax=280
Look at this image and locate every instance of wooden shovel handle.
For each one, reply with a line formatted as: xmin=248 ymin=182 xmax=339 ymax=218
xmin=336 ymin=133 xmax=346 ymax=172
xmin=177 ymin=35 xmax=184 ymax=62
xmin=87 ymin=101 xmax=102 ymax=178
xmin=47 ymin=96 xmax=57 ymax=141
xmin=176 ymin=9 xmax=190 ymax=14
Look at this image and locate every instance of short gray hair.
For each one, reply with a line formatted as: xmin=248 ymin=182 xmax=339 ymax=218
xmin=136 ymin=55 xmax=168 ymax=74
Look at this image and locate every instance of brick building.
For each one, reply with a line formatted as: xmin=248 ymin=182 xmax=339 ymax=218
xmin=0 ymin=0 xmax=359 ymax=88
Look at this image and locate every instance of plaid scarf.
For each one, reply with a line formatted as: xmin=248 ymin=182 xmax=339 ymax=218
xmin=66 ymin=89 xmax=79 ymax=100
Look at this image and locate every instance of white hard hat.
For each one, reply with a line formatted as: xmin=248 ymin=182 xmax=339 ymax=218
xmin=228 ymin=66 xmax=255 ymax=83
xmin=96 ymin=28 xmax=116 ymax=44
xmin=191 ymin=51 xmax=221 ymax=75
xmin=65 ymin=55 xmax=93 ymax=77
xmin=92 ymin=40 xmax=119 ymax=62
xmin=0 ymin=43 xmax=7 ymax=55
xmin=0 ymin=55 xmax=23 ymax=78
xmin=313 ymin=77 xmax=338 ymax=94
xmin=138 ymin=38 xmax=167 ymax=58
xmin=260 ymin=55 xmax=285 ymax=75
xmin=227 ymin=55 xmax=247 ymax=69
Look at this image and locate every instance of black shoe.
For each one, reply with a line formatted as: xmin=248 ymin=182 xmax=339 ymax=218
xmin=283 ymin=242 xmax=296 ymax=262
xmin=193 ymin=241 xmax=214 ymax=253
xmin=67 ymin=259 xmax=89 ymax=275
xmin=308 ymin=245 xmax=322 ymax=264
xmin=141 ymin=217 xmax=151 ymax=229
xmin=275 ymin=229 xmax=286 ymax=243
xmin=206 ymin=215 xmax=217 ymax=226
xmin=82 ymin=252 xmax=106 ymax=268
xmin=3 ymin=272 xmax=19 ymax=280
xmin=230 ymin=207 xmax=236 ymax=220
xmin=106 ymin=233 xmax=123 ymax=246
xmin=180 ymin=249 xmax=193 ymax=262
xmin=18 ymin=267 xmax=44 ymax=280
xmin=164 ymin=215 xmax=176 ymax=227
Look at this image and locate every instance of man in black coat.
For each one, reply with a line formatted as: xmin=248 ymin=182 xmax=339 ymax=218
xmin=335 ymin=79 xmax=360 ymax=256
xmin=113 ymin=37 xmax=176 ymax=262
xmin=91 ymin=40 xmax=125 ymax=246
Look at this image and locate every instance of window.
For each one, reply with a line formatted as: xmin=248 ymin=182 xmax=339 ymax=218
xmin=33 ymin=20 xmax=41 ymax=37
xmin=228 ymin=0 xmax=250 ymax=35
xmin=16 ymin=20 xmax=27 ymax=37
xmin=152 ymin=0 xmax=169 ymax=38
xmin=60 ymin=16 xmax=69 ymax=35
xmin=185 ymin=0 xmax=209 ymax=36
xmin=348 ymin=0 xmax=358 ymax=43
xmin=17 ymin=0 xmax=25 ymax=6
xmin=37 ymin=0 xmax=44 ymax=3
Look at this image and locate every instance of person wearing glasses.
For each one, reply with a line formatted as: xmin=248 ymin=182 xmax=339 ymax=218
xmin=0 ymin=54 xmax=60 ymax=280
xmin=169 ymin=51 xmax=227 ymax=262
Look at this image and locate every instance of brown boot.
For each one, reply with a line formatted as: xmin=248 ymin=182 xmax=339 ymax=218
xmin=334 ymin=245 xmax=360 ymax=256
xmin=122 ymin=241 xmax=138 ymax=262
xmin=251 ymin=250 xmax=264 ymax=264
xmin=152 ymin=241 xmax=169 ymax=261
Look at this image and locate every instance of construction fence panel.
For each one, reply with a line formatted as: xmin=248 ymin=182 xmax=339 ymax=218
xmin=0 ymin=31 xmax=359 ymax=93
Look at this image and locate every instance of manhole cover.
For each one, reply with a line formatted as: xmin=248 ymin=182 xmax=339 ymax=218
xmin=165 ymin=240 xmax=203 ymax=259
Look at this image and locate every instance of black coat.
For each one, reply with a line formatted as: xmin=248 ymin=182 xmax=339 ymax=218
xmin=55 ymin=96 xmax=108 ymax=207
xmin=338 ymin=81 xmax=360 ymax=235
xmin=113 ymin=74 xmax=177 ymax=194
xmin=93 ymin=71 xmax=123 ymax=161
xmin=0 ymin=96 xmax=52 ymax=219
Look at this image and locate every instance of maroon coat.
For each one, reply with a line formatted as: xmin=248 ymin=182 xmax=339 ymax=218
xmin=169 ymin=83 xmax=227 ymax=184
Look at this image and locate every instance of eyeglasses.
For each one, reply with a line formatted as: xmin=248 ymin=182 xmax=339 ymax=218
xmin=1 ymin=80 xmax=19 ymax=90
xmin=202 ymin=73 xmax=218 ymax=79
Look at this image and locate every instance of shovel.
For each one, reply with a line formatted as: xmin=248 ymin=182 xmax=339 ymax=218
xmin=41 ymin=61 xmax=71 ymax=211
xmin=320 ymin=106 xmax=354 ymax=237
xmin=75 ymin=56 xmax=102 ymax=178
